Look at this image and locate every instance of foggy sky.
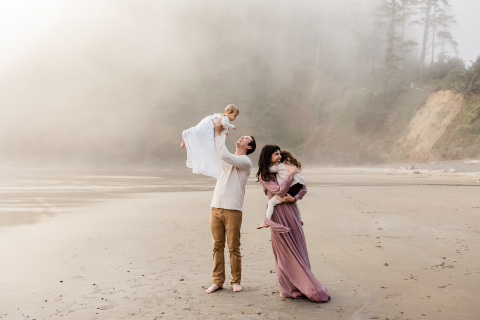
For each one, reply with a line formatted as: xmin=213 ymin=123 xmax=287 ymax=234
xmin=0 ymin=0 xmax=479 ymax=166
xmin=1 ymin=0 xmax=479 ymax=71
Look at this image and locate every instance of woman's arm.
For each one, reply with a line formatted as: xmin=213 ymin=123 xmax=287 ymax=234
xmin=260 ymin=174 xmax=292 ymax=197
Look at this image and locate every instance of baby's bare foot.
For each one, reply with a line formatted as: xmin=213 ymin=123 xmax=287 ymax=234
xmin=180 ymin=140 xmax=185 ymax=149
xmin=233 ymin=284 xmax=243 ymax=292
xmin=205 ymin=284 xmax=221 ymax=294
xmin=256 ymin=223 xmax=269 ymax=229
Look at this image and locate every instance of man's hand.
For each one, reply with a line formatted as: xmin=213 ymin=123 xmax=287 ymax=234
xmin=212 ymin=118 xmax=224 ymax=136
xmin=276 ymin=193 xmax=296 ymax=203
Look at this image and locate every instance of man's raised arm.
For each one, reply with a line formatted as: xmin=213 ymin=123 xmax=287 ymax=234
xmin=213 ymin=118 xmax=250 ymax=170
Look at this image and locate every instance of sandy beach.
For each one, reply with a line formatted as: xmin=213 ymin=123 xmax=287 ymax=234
xmin=1 ymin=166 xmax=480 ymax=320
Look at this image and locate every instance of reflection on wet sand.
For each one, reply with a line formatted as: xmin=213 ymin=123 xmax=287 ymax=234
xmin=0 ymin=167 xmax=216 ymax=228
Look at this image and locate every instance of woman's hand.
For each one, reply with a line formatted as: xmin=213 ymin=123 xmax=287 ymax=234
xmin=276 ymin=193 xmax=296 ymax=203
xmin=286 ymin=164 xmax=297 ymax=177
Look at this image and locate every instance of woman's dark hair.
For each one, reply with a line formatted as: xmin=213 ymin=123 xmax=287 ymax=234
xmin=280 ymin=150 xmax=302 ymax=170
xmin=256 ymin=145 xmax=281 ymax=182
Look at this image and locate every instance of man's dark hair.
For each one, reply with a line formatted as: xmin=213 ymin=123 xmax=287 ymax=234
xmin=246 ymin=136 xmax=256 ymax=155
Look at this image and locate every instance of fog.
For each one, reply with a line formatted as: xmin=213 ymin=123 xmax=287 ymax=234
xmin=0 ymin=0 xmax=478 ymax=166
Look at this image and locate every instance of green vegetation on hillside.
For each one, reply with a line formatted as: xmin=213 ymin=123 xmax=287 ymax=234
xmin=433 ymin=96 xmax=480 ymax=159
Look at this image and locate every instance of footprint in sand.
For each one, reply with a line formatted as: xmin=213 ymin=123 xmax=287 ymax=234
xmin=385 ymin=293 xmax=402 ymax=299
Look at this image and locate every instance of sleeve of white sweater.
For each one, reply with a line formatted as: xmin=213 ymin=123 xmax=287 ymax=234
xmin=215 ymin=134 xmax=250 ymax=170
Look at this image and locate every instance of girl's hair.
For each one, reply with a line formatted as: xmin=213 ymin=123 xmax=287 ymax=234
xmin=225 ymin=104 xmax=239 ymax=115
xmin=280 ymin=150 xmax=302 ymax=170
xmin=256 ymin=145 xmax=281 ymax=182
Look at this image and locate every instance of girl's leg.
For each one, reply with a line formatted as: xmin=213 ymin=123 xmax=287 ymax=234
xmin=266 ymin=196 xmax=283 ymax=220
xmin=257 ymin=196 xmax=282 ymax=229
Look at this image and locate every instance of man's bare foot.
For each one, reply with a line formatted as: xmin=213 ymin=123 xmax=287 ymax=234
xmin=205 ymin=284 xmax=221 ymax=294
xmin=256 ymin=223 xmax=269 ymax=229
xmin=180 ymin=140 xmax=185 ymax=149
xmin=233 ymin=284 xmax=243 ymax=292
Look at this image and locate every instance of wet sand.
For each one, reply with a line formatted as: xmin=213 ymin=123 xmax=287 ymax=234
xmin=1 ymin=167 xmax=480 ymax=319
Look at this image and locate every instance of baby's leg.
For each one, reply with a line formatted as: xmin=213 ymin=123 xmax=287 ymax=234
xmin=180 ymin=139 xmax=185 ymax=149
xmin=266 ymin=196 xmax=283 ymax=220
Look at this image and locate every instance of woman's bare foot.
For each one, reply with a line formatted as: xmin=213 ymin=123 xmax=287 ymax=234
xmin=205 ymin=284 xmax=221 ymax=294
xmin=232 ymin=284 xmax=243 ymax=292
xmin=256 ymin=223 xmax=269 ymax=229
xmin=180 ymin=140 xmax=185 ymax=149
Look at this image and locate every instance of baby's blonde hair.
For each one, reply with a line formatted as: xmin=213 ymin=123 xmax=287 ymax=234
xmin=225 ymin=104 xmax=239 ymax=115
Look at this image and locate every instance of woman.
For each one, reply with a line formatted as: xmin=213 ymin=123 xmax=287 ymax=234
xmin=256 ymin=145 xmax=330 ymax=302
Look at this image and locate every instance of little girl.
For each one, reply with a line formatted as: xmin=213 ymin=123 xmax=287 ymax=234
xmin=180 ymin=104 xmax=238 ymax=179
xmin=257 ymin=150 xmax=305 ymax=228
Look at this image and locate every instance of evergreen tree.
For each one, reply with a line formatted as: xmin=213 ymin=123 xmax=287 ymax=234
xmin=464 ymin=56 xmax=480 ymax=98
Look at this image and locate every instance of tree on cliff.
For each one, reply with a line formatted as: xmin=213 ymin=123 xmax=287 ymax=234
xmin=415 ymin=0 xmax=457 ymax=74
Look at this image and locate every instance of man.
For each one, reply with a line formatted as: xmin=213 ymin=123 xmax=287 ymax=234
xmin=205 ymin=117 xmax=256 ymax=294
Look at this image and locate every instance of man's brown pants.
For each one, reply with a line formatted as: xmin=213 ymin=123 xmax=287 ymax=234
xmin=210 ymin=207 xmax=242 ymax=287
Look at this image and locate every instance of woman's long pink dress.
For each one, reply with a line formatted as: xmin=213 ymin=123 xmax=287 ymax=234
xmin=260 ymin=174 xmax=330 ymax=302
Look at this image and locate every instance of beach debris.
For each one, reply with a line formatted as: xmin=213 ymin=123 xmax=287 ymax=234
xmin=384 ymin=263 xmax=389 ymax=266
xmin=410 ymin=164 xmax=415 ymax=169
xmin=413 ymin=171 xmax=420 ymax=174
xmin=179 ymin=278 xmax=184 ymax=281
xmin=448 ymin=169 xmax=455 ymax=173
xmin=60 ymin=281 xmax=63 ymax=283
xmin=257 ymin=312 xmax=261 ymax=315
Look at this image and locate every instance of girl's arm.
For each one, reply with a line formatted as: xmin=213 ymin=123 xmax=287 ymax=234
xmin=269 ymin=163 xmax=286 ymax=173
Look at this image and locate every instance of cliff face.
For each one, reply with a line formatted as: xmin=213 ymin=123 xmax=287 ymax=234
xmin=304 ymin=89 xmax=479 ymax=165
xmin=397 ymin=91 xmax=466 ymax=162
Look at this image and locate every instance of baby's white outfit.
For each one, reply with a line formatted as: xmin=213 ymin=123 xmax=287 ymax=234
xmin=182 ymin=113 xmax=234 ymax=179
xmin=266 ymin=163 xmax=305 ymax=220
xmin=220 ymin=115 xmax=235 ymax=130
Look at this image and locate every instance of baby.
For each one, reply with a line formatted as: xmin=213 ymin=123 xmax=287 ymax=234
xmin=257 ymin=150 xmax=305 ymax=228
xmin=180 ymin=104 xmax=239 ymax=179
